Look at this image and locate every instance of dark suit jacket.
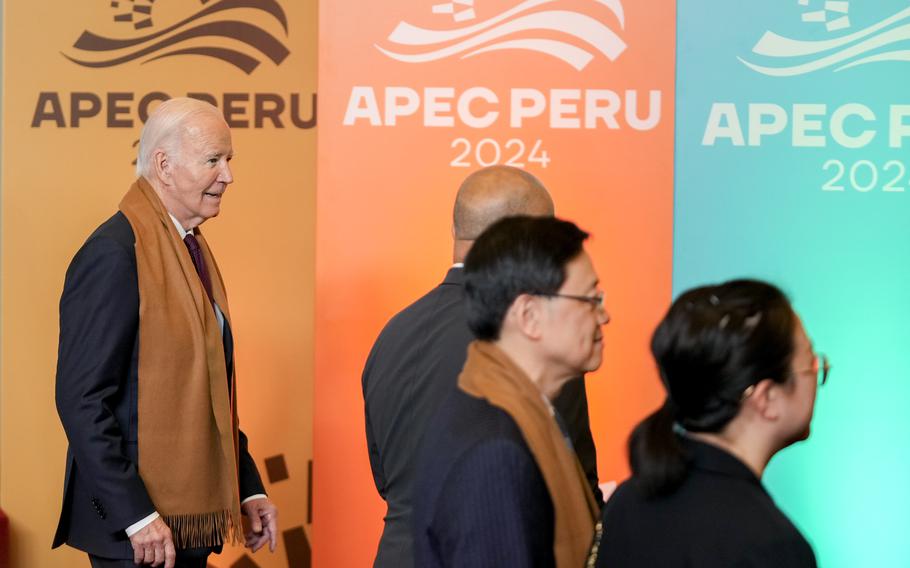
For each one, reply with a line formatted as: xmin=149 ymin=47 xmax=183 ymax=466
xmin=593 ymin=439 xmax=817 ymax=567
xmin=53 ymin=212 xmax=265 ymax=559
xmin=412 ymin=387 xmax=555 ymax=568
xmin=362 ymin=267 xmax=601 ymax=567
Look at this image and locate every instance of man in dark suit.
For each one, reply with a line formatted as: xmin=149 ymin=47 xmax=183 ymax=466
xmin=362 ymin=167 xmax=602 ymax=567
xmin=54 ymin=98 xmax=277 ymax=568
xmin=413 ymin=216 xmax=608 ymax=567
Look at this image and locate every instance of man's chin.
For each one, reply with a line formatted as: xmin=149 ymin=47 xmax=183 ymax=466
xmin=582 ymin=355 xmax=603 ymax=374
xmin=783 ymin=425 xmax=812 ymax=448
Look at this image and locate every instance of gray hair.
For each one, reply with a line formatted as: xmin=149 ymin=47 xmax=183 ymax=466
xmin=135 ymin=97 xmax=223 ymax=178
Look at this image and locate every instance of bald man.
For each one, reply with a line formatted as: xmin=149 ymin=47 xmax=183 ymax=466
xmin=362 ymin=166 xmax=602 ymax=568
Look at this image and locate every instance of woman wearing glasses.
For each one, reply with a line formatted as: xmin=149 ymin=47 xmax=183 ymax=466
xmin=590 ymin=279 xmax=824 ymax=567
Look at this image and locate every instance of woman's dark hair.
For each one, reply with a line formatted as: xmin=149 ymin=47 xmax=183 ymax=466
xmin=464 ymin=215 xmax=589 ymax=340
xmin=629 ymin=279 xmax=796 ymax=497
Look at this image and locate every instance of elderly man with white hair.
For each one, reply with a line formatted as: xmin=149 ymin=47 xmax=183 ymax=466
xmin=53 ymin=97 xmax=277 ymax=568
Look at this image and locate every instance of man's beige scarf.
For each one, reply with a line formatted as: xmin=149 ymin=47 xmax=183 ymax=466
xmin=458 ymin=341 xmax=599 ymax=567
xmin=120 ymin=178 xmax=242 ymax=548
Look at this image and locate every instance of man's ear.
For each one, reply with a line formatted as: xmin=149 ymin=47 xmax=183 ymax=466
xmin=508 ymin=294 xmax=543 ymax=340
xmin=745 ymin=378 xmax=781 ymax=421
xmin=153 ymin=149 xmax=171 ymax=185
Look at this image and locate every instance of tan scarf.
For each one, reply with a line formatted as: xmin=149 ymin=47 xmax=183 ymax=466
xmin=458 ymin=341 xmax=599 ymax=567
xmin=120 ymin=178 xmax=242 ymax=548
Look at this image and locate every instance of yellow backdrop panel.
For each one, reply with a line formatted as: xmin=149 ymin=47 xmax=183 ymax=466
xmin=0 ymin=1 xmax=316 ymax=567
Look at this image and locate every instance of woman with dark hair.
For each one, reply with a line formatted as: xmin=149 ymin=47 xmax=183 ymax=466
xmin=590 ymin=279 xmax=824 ymax=567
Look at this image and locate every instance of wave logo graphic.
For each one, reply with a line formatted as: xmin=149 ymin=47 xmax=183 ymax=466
xmin=739 ymin=1 xmax=910 ymax=76
xmin=64 ymin=0 xmax=290 ymax=75
xmin=376 ymin=0 xmax=627 ymax=71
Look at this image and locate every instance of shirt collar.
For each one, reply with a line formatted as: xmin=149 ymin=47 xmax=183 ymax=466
xmin=169 ymin=213 xmax=189 ymax=239
xmin=443 ymin=265 xmax=465 ymax=286
xmin=684 ymin=437 xmax=764 ymax=487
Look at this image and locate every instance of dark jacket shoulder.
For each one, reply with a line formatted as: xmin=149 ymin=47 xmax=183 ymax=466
xmin=366 ymin=269 xmax=466 ymax=351
xmin=595 ymin=440 xmax=816 ymax=568
xmin=86 ymin=211 xmax=135 ymax=249
xmin=414 ymin=388 xmax=554 ymax=567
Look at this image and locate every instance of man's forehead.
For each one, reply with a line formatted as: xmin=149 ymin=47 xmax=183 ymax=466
xmin=181 ymin=120 xmax=231 ymax=149
xmin=563 ymin=251 xmax=599 ymax=286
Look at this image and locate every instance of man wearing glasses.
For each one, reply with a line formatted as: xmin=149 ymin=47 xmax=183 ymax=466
xmin=413 ymin=215 xmax=609 ymax=567
xmin=362 ymin=166 xmax=602 ymax=568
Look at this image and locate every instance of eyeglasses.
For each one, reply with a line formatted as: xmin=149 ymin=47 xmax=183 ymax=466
xmin=740 ymin=353 xmax=831 ymax=401
xmin=795 ymin=353 xmax=831 ymax=386
xmin=535 ymin=291 xmax=606 ymax=311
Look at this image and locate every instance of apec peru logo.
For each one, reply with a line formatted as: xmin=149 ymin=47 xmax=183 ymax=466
xmin=375 ymin=0 xmax=627 ymax=71
xmin=740 ymin=1 xmax=910 ymax=76
xmin=63 ymin=0 xmax=290 ymax=75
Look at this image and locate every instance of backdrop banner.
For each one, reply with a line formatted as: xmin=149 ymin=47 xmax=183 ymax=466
xmin=675 ymin=1 xmax=910 ymax=566
xmin=316 ymin=0 xmax=675 ymax=564
xmin=0 ymin=1 xmax=316 ymax=567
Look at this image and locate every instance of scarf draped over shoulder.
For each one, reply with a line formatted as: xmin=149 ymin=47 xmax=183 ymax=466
xmin=458 ymin=341 xmax=598 ymax=567
xmin=120 ymin=178 xmax=242 ymax=548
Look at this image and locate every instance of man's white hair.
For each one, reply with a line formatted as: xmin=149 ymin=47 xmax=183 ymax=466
xmin=135 ymin=97 xmax=223 ymax=178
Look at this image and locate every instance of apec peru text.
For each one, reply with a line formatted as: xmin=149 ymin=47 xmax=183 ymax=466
xmin=703 ymin=103 xmax=910 ymax=148
xmin=31 ymin=92 xmax=317 ymax=129
xmin=343 ymin=87 xmax=662 ymax=129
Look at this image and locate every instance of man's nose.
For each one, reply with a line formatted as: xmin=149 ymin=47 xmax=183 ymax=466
xmin=219 ymin=161 xmax=234 ymax=184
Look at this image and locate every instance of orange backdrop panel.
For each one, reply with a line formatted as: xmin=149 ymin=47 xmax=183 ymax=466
xmin=316 ymin=1 xmax=675 ymax=565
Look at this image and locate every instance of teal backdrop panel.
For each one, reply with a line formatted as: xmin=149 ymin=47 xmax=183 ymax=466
xmin=675 ymin=1 xmax=910 ymax=566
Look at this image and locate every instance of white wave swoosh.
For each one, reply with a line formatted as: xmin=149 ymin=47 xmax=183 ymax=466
xmin=836 ymin=49 xmax=910 ymax=71
xmin=739 ymin=22 xmax=910 ymax=76
xmin=377 ymin=10 xmax=626 ymax=67
xmin=464 ymin=39 xmax=594 ymax=70
xmin=594 ymin=0 xmax=625 ymax=28
xmin=388 ymin=0 xmax=624 ymax=46
xmin=752 ymin=5 xmax=910 ymax=57
xmin=388 ymin=0 xmax=554 ymax=45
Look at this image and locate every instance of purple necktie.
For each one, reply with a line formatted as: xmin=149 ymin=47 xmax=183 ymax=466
xmin=183 ymin=233 xmax=214 ymax=304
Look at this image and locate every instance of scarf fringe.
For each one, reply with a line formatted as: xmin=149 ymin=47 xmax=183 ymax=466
xmin=163 ymin=509 xmax=243 ymax=549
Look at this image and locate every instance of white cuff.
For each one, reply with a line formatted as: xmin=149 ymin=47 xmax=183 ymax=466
xmin=125 ymin=511 xmax=160 ymax=537
xmin=125 ymin=495 xmax=267 ymax=536
xmin=241 ymin=494 xmax=268 ymax=505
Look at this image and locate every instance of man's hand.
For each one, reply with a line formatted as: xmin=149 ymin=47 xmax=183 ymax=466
xmin=128 ymin=517 xmax=176 ymax=567
xmin=241 ymin=497 xmax=278 ymax=553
